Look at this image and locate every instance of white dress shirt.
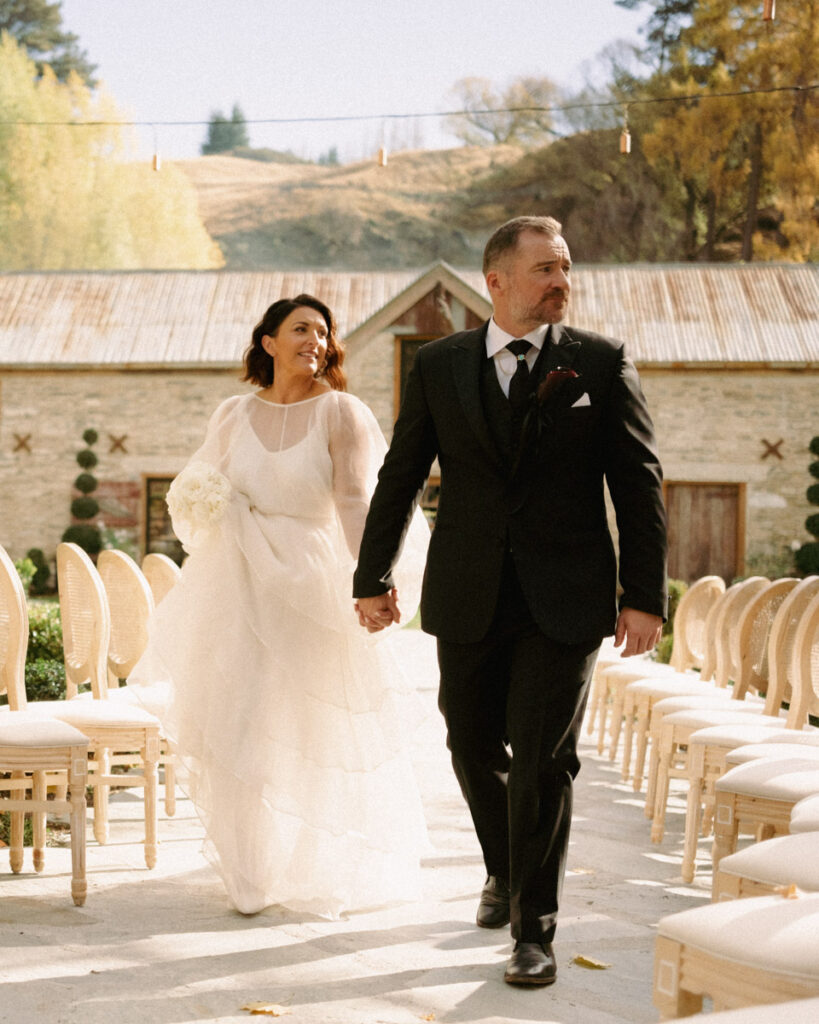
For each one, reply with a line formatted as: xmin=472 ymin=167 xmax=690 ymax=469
xmin=485 ymin=320 xmax=550 ymax=398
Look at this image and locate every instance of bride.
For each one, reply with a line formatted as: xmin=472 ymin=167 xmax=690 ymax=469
xmin=128 ymin=293 xmax=430 ymax=917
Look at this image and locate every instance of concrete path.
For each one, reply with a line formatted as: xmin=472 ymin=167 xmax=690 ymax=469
xmin=1 ymin=631 xmax=712 ymax=1024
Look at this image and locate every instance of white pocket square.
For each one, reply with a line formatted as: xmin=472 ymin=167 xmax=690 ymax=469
xmin=571 ymin=392 xmax=591 ymax=408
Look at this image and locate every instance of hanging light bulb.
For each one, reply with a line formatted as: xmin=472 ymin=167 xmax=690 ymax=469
xmin=762 ymin=0 xmax=775 ymax=20
xmin=151 ymin=125 xmax=161 ymax=171
xmin=619 ymin=107 xmax=631 ymax=155
xmin=378 ymin=146 xmax=388 ymax=167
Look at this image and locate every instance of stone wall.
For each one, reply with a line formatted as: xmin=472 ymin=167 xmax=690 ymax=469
xmin=1 ymin=360 xmax=815 ymax=578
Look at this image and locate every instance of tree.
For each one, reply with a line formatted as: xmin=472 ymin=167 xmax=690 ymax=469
xmin=620 ymin=0 xmax=819 ymax=261
xmin=445 ymin=76 xmax=560 ymax=147
xmin=795 ymin=436 xmax=819 ymax=576
xmin=0 ymin=0 xmax=96 ymax=82
xmin=201 ymin=103 xmax=250 ymax=154
xmin=0 ymin=33 xmax=223 ymax=269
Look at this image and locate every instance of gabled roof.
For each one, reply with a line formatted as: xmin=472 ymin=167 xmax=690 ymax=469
xmin=0 ymin=263 xmax=817 ymax=369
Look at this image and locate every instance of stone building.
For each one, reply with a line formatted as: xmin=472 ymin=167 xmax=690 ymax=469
xmin=0 ymin=263 xmax=816 ymax=583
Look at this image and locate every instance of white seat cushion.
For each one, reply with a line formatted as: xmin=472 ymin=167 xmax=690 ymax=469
xmin=716 ymin=758 xmax=819 ymax=800
xmin=717 ymin=832 xmax=819 ymax=892
xmin=680 ymin=996 xmax=819 ymax=1022
xmin=657 ymin=892 xmax=819 ymax=980
xmin=23 ymin=699 xmax=160 ymax=730
xmin=791 ymin=795 xmax=819 ymax=834
xmin=0 ymin=710 xmax=89 ymax=748
xmin=653 ymin=694 xmax=765 ymax=715
xmin=689 ymin=725 xmax=818 ymax=748
xmin=665 ymin=708 xmax=783 ymax=731
xmin=726 ymin=744 xmax=819 ymax=768
xmin=625 ymin=677 xmax=722 ymax=698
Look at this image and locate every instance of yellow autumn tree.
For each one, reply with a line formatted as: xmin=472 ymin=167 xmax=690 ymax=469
xmin=0 ymin=33 xmax=223 ymax=270
xmin=637 ymin=0 xmax=819 ymax=261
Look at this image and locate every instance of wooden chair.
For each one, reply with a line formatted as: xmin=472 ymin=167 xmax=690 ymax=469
xmin=7 ymin=543 xmax=162 ymax=868
xmin=0 ymin=543 xmax=89 ymax=905
xmin=601 ymin=575 xmax=727 ymax=777
xmin=141 ymin=552 xmax=181 ymax=607
xmin=714 ymin=830 xmax=819 ymax=900
xmin=636 ymin=578 xmax=770 ymax=818
xmin=710 ymin=589 xmax=819 ymax=883
xmin=653 ymin=892 xmax=819 ymax=1018
xmin=96 ymin=550 xmax=176 ymax=816
xmin=650 ymin=578 xmax=799 ymax=851
xmin=655 ymin=998 xmax=819 ymax=1024
xmin=680 ymin=579 xmax=819 ymax=880
xmin=791 ymin=793 xmax=819 ymax=834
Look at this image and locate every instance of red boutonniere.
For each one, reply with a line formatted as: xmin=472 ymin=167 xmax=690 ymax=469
xmin=536 ymin=366 xmax=579 ymax=405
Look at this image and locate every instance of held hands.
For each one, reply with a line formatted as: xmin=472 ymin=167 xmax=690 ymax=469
xmin=355 ymin=589 xmax=401 ymax=633
xmin=614 ymin=607 xmax=664 ymax=657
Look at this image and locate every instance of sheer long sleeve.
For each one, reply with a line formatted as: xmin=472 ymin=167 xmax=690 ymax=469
xmin=328 ymin=393 xmax=430 ymax=621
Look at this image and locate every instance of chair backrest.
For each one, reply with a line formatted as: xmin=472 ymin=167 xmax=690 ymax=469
xmin=141 ymin=553 xmax=181 ymax=607
xmin=98 ymin=549 xmax=155 ymax=686
xmin=710 ymin=576 xmax=770 ymax=688
xmin=0 ymin=543 xmax=29 ymax=710
xmin=669 ymin=575 xmax=726 ymax=673
xmin=795 ymin=588 xmax=819 ymax=720
xmin=777 ymin=577 xmax=819 ymax=726
xmin=732 ymin=577 xmax=801 ymax=704
xmin=56 ymin=542 xmax=111 ymax=700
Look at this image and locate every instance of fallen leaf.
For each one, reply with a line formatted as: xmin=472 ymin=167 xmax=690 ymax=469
xmin=421 ymin=1015 xmax=436 ymax=1022
xmin=572 ymin=954 xmax=611 ymax=970
xmin=241 ymin=1002 xmax=292 ymax=1017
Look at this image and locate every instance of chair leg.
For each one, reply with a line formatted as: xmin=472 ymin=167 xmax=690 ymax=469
xmin=620 ymin=693 xmax=636 ymax=782
xmin=681 ymin=746 xmax=706 ymax=883
xmin=9 ymin=773 xmax=25 ymax=874
xmin=644 ymin=715 xmax=662 ymax=818
xmin=93 ymin=746 xmax=110 ymax=846
xmin=654 ymin=935 xmax=704 ymax=1020
xmin=162 ymin=746 xmax=176 ymax=818
xmin=143 ymin=734 xmax=160 ymax=869
xmin=32 ymin=771 xmax=47 ymax=873
xmin=632 ymin=695 xmax=652 ymax=793
xmin=711 ymin=792 xmax=739 ymax=897
xmin=651 ymin=734 xmax=674 ymax=844
xmin=586 ymin=674 xmax=602 ymax=736
xmin=607 ymin=687 xmax=626 ymax=762
xmin=68 ymin=752 xmax=87 ymax=907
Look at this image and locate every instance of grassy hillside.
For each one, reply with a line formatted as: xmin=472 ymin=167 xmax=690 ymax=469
xmin=174 ymin=147 xmax=521 ymax=270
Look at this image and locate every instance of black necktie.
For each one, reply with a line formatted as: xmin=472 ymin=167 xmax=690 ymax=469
xmin=506 ymin=340 xmax=532 ymax=423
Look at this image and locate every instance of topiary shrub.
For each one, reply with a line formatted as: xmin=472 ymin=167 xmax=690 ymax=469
xmin=795 ymin=435 xmax=819 ymax=575
xmin=26 ymin=548 xmax=52 ymax=594
xmin=62 ymin=428 xmax=102 ymax=556
xmin=26 ymin=601 xmax=64 ymax=661
xmin=61 ymin=524 xmax=103 ymax=555
xmin=14 ymin=557 xmax=35 ymax=593
xmin=71 ymin=496 xmax=100 ymax=520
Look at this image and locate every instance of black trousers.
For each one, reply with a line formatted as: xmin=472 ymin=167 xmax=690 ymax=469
xmin=437 ymin=557 xmax=599 ymax=944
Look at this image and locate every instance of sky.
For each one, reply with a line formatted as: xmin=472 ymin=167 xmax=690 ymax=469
xmin=59 ymin=0 xmax=649 ymax=162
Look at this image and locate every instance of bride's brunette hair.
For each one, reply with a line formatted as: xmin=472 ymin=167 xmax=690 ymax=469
xmin=242 ymin=293 xmax=346 ymax=390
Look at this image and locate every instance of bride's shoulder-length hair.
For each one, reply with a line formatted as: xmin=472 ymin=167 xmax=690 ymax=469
xmin=242 ymin=293 xmax=346 ymax=391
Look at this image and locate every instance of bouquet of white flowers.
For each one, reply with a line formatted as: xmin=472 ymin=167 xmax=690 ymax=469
xmin=166 ymin=461 xmax=232 ymax=543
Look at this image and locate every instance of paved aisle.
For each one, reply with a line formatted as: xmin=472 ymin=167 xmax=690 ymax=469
xmin=1 ymin=630 xmax=708 ymax=1024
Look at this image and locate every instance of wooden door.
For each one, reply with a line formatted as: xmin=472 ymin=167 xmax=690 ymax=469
xmin=664 ymin=482 xmax=744 ymax=583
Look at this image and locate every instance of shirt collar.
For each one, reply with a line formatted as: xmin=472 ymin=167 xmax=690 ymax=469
xmin=485 ymin=319 xmax=550 ymax=359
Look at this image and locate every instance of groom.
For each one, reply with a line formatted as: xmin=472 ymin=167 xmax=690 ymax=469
xmin=353 ymin=215 xmax=667 ymax=986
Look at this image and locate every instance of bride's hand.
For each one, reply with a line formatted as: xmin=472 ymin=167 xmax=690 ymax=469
xmin=355 ymin=590 xmax=401 ymax=632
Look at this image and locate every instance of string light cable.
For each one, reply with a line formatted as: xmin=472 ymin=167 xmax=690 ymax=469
xmin=0 ymin=81 xmax=816 ymax=131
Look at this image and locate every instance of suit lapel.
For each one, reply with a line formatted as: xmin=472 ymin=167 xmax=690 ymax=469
xmin=542 ymin=323 xmax=581 ymax=376
xmin=450 ymin=326 xmax=504 ymax=471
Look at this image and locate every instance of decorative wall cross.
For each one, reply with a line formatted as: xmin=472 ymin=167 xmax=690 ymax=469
xmin=760 ymin=438 xmax=784 ymax=460
xmin=109 ymin=434 xmax=129 ymax=454
xmin=13 ymin=433 xmax=32 ymax=453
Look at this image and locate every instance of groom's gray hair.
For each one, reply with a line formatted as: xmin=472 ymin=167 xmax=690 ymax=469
xmin=482 ymin=215 xmax=563 ymax=274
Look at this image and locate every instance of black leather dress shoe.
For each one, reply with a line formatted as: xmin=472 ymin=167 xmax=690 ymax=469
xmin=476 ymin=876 xmax=510 ymax=928
xmin=503 ymin=942 xmax=557 ymax=986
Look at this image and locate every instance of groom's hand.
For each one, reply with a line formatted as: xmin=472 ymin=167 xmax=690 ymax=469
xmin=355 ymin=590 xmax=401 ymax=632
xmin=614 ymin=607 xmax=663 ymax=657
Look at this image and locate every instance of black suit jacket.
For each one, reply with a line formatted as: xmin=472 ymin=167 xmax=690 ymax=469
xmin=353 ymin=322 xmax=668 ymax=645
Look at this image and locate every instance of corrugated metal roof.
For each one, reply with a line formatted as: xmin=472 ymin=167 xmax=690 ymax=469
xmin=0 ymin=264 xmax=816 ymax=368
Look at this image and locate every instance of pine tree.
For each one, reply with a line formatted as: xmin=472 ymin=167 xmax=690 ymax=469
xmin=0 ymin=0 xmax=96 ymax=82
xmin=201 ymin=103 xmax=250 ymax=154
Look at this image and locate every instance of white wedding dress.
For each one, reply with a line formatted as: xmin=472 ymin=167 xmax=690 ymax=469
xmin=128 ymin=390 xmax=430 ymax=917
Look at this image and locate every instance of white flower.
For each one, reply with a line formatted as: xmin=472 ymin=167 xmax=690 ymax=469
xmin=166 ymin=461 xmax=231 ymax=535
